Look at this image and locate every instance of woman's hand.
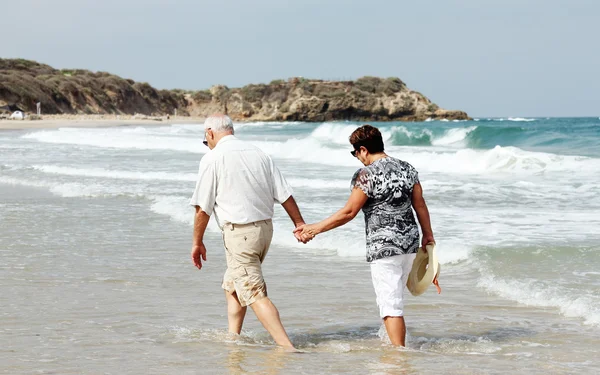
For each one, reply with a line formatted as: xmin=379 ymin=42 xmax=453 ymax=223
xmin=421 ymin=234 xmax=435 ymax=251
xmin=293 ymin=224 xmax=320 ymax=243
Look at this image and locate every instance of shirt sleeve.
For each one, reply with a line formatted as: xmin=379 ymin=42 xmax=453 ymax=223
xmin=270 ymin=157 xmax=293 ymax=204
xmin=351 ymin=167 xmax=373 ymax=197
xmin=189 ymin=158 xmax=217 ymax=215
xmin=409 ymin=164 xmax=420 ymax=188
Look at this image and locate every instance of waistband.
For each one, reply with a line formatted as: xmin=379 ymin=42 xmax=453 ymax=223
xmin=223 ymin=219 xmax=272 ymax=231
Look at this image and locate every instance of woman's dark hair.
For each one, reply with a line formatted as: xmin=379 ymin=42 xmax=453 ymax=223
xmin=349 ymin=125 xmax=385 ymax=153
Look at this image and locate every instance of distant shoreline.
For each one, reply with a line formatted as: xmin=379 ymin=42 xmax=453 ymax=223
xmin=0 ymin=115 xmax=206 ymax=130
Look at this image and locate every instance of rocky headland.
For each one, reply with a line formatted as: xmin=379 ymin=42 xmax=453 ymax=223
xmin=0 ymin=59 xmax=470 ymax=122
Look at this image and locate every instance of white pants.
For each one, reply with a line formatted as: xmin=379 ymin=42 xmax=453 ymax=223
xmin=370 ymin=253 xmax=417 ymax=318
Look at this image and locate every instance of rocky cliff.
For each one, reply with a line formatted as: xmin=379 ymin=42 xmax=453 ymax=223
xmin=0 ymin=59 xmax=470 ymax=121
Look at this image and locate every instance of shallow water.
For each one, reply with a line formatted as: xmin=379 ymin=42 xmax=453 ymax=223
xmin=1 ymin=118 xmax=600 ymax=373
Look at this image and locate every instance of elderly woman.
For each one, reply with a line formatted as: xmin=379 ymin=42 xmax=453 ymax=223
xmin=295 ymin=125 xmax=434 ymax=346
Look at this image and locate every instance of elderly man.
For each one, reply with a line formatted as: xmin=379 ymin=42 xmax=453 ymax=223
xmin=190 ymin=114 xmax=305 ymax=349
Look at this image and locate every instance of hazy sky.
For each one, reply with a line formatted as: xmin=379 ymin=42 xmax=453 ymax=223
xmin=2 ymin=0 xmax=598 ymax=117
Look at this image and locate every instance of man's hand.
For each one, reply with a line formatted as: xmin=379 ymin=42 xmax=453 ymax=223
xmin=191 ymin=243 xmax=207 ymax=270
xmin=294 ymin=223 xmax=319 ymax=244
xmin=421 ymin=234 xmax=435 ymax=252
xmin=294 ymin=222 xmax=313 ymax=244
xmin=293 ymin=223 xmax=310 ymax=244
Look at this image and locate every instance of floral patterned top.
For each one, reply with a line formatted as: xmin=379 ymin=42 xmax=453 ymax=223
xmin=351 ymin=157 xmax=421 ymax=262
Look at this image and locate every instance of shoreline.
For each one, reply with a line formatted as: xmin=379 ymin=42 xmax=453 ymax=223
xmin=0 ymin=115 xmax=206 ymax=130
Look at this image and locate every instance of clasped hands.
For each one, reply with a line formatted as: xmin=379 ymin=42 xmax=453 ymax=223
xmin=293 ymin=223 xmax=319 ymax=244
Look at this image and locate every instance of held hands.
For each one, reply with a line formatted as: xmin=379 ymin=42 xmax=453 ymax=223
xmin=293 ymin=223 xmax=319 ymax=244
xmin=191 ymin=243 xmax=207 ymax=270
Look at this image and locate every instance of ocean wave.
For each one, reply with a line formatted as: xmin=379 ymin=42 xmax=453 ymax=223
xmin=238 ymin=121 xmax=304 ymax=127
xmin=310 ymin=123 xmax=363 ymax=145
xmin=436 ymin=243 xmax=473 ymax=265
xmin=463 ymin=125 xmax=526 ymax=149
xmin=507 ymin=117 xmax=536 ymax=122
xmin=387 ymin=125 xmax=529 ymax=149
xmin=147 ymin=194 xmax=362 ymax=256
xmin=22 ymin=128 xmax=207 ymax=154
xmin=20 ymin=124 xmax=600 ymax=176
xmin=389 ymin=127 xmax=433 ymax=146
xmin=388 ymin=125 xmax=527 ymax=149
xmin=252 ymin=138 xmax=359 ymax=167
xmin=396 ymin=145 xmax=600 ymax=175
xmin=478 ymin=273 xmax=600 ymax=327
xmin=487 ymin=117 xmax=536 ymax=122
xmin=287 ymin=178 xmax=349 ymax=190
xmin=31 ymin=165 xmax=197 ymax=182
xmin=256 ymin=139 xmax=600 ymax=174
xmin=0 ymin=175 xmax=146 ymax=198
xmin=432 ymin=126 xmax=477 ymax=146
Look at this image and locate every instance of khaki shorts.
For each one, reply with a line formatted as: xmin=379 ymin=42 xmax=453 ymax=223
xmin=221 ymin=220 xmax=273 ymax=307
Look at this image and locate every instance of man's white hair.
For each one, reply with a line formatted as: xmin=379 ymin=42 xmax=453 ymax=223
xmin=204 ymin=114 xmax=234 ymax=134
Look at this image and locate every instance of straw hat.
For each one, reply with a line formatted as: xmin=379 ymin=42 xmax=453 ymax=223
xmin=407 ymin=243 xmax=441 ymax=296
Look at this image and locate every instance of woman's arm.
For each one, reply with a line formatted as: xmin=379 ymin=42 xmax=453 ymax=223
xmin=412 ymin=182 xmax=435 ymax=247
xmin=294 ymin=187 xmax=368 ymax=239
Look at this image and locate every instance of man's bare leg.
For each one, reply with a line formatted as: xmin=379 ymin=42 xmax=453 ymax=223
xmin=383 ymin=316 xmax=407 ymax=346
xmin=249 ymin=297 xmax=294 ymax=348
xmin=225 ymin=291 xmax=247 ymax=334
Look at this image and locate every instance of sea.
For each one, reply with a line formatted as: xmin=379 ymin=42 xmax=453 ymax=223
xmin=1 ymin=117 xmax=599 ymax=374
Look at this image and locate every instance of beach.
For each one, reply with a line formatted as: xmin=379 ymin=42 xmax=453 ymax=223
xmin=0 ymin=115 xmax=205 ymax=130
xmin=1 ymin=118 xmax=599 ymax=374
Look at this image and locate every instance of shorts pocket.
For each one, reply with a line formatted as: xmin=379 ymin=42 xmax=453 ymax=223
xmin=230 ymin=265 xmax=248 ymax=279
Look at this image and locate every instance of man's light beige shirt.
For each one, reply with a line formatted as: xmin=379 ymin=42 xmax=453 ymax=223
xmin=190 ymin=135 xmax=293 ymax=225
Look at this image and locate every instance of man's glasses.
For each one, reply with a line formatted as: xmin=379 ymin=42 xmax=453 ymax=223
xmin=203 ymin=128 xmax=211 ymax=147
xmin=350 ymin=149 xmax=358 ymax=157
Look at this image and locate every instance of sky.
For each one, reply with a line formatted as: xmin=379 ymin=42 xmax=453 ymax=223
xmin=2 ymin=0 xmax=599 ymax=117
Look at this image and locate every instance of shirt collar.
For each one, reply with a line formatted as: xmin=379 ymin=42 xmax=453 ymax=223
xmin=214 ymin=134 xmax=236 ymax=148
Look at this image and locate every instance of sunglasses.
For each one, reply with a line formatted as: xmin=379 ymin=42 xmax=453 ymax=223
xmin=350 ymin=144 xmax=363 ymax=157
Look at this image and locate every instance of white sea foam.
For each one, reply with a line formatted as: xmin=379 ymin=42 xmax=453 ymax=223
xmin=391 ymin=145 xmax=600 ymax=176
xmin=389 ymin=126 xmax=432 ymax=143
xmin=0 ymin=176 xmax=144 ymax=198
xmin=236 ymin=121 xmax=304 ymax=129
xmin=287 ymin=178 xmax=349 ymax=190
xmin=256 ymin=134 xmax=600 ymax=175
xmin=573 ymin=271 xmax=600 ymax=277
xmin=148 ymin=195 xmax=192 ymax=226
xmin=145 ymin=194 xmax=365 ymax=258
xmin=310 ymin=122 xmax=403 ymax=145
xmin=121 ymin=124 xmax=204 ymax=136
xmin=23 ymin=128 xmax=207 ymax=154
xmin=32 ymin=165 xmax=197 ymax=182
xmin=478 ymin=273 xmax=600 ymax=327
xmin=22 ymin=126 xmax=600 ymax=178
xmin=408 ymin=334 xmax=501 ymax=354
xmin=507 ymin=117 xmax=536 ymax=122
xmin=310 ymin=123 xmax=363 ymax=145
xmin=436 ymin=242 xmax=473 ymax=265
xmin=252 ymin=138 xmax=358 ymax=167
xmin=431 ymin=126 xmax=477 ymax=146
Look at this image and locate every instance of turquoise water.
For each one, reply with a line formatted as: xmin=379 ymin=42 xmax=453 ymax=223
xmin=379 ymin=117 xmax=600 ymax=157
xmin=1 ymin=117 xmax=600 ymax=374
